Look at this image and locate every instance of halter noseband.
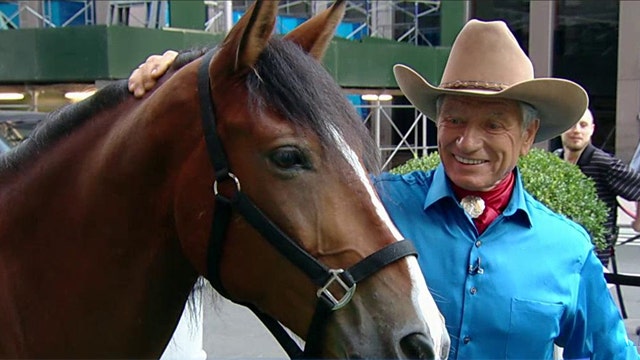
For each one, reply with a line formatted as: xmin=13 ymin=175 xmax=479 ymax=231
xmin=197 ymin=49 xmax=418 ymax=358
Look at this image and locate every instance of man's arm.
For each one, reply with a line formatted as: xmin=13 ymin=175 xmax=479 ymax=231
xmin=128 ymin=50 xmax=178 ymax=98
xmin=607 ymin=158 xmax=640 ymax=232
xmin=561 ymin=251 xmax=639 ymax=359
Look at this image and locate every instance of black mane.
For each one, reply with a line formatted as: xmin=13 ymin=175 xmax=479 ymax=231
xmin=0 ymin=49 xmax=207 ymax=172
xmin=0 ymin=82 xmax=130 ymax=171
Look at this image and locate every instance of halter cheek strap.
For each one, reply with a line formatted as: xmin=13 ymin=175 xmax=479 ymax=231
xmin=197 ymin=48 xmax=418 ymax=359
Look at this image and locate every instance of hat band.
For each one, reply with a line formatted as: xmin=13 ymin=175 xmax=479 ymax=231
xmin=440 ymin=80 xmax=507 ymax=91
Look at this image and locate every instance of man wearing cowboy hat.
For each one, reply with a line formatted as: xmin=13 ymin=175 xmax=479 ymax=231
xmin=129 ymin=19 xmax=638 ymax=360
xmin=382 ymin=19 xmax=638 ymax=359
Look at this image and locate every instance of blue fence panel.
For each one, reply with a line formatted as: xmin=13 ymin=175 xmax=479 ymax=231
xmin=232 ymin=10 xmax=363 ymax=39
xmin=0 ymin=2 xmax=19 ymax=28
xmin=336 ymin=21 xmax=367 ymax=40
xmin=277 ymin=15 xmax=304 ymax=34
xmin=47 ymin=0 xmax=88 ymax=27
xmin=346 ymin=94 xmax=368 ymax=119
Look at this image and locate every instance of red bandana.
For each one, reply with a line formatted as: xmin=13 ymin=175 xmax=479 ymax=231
xmin=452 ymin=171 xmax=515 ymax=234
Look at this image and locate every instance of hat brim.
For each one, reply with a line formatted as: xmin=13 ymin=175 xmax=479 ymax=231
xmin=393 ymin=64 xmax=588 ymax=143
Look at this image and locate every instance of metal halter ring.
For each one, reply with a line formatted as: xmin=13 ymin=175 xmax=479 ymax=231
xmin=213 ymin=172 xmax=241 ymax=196
xmin=316 ymin=269 xmax=357 ymax=310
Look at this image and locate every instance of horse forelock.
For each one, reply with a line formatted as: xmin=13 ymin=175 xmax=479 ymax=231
xmin=245 ymin=38 xmax=381 ymax=174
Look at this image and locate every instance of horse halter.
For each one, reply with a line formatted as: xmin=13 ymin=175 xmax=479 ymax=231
xmin=197 ymin=49 xmax=419 ymax=358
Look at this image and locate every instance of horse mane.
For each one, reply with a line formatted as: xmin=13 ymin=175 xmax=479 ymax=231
xmin=0 ymin=49 xmax=209 ymax=173
xmin=0 ymin=82 xmax=129 ymax=171
xmin=0 ymin=43 xmax=379 ymax=174
xmin=247 ymin=37 xmax=381 ymax=174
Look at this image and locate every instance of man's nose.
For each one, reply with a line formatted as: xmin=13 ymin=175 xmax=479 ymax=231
xmin=456 ymin=127 xmax=483 ymax=150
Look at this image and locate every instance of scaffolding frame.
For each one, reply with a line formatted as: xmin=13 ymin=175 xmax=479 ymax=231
xmin=0 ymin=0 xmax=95 ymax=29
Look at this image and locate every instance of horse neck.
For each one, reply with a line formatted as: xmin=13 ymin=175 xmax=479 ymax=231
xmin=0 ymin=70 xmax=206 ymax=230
xmin=0 ymin=69 xmax=205 ymax=358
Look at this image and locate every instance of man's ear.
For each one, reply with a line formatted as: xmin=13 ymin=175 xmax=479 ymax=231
xmin=521 ymin=118 xmax=540 ymax=156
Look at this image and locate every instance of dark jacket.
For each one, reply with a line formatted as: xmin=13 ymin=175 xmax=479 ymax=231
xmin=555 ymin=144 xmax=640 ymax=263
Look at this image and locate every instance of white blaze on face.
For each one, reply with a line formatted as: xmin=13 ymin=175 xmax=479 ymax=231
xmin=328 ymin=126 xmax=447 ymax=358
xmin=407 ymin=257 xmax=447 ymax=358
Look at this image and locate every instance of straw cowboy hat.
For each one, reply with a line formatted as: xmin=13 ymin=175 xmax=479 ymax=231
xmin=394 ymin=19 xmax=588 ymax=143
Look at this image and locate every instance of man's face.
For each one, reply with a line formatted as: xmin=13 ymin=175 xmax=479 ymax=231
xmin=437 ymin=95 xmax=539 ymax=191
xmin=561 ymin=111 xmax=594 ymax=152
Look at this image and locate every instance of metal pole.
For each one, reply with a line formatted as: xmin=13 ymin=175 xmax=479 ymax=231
xmin=421 ymin=113 xmax=428 ymax=156
xmin=224 ymin=0 xmax=233 ymax=33
xmin=374 ymin=100 xmax=381 ymax=149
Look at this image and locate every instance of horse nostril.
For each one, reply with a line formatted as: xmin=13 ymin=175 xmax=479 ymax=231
xmin=400 ymin=332 xmax=436 ymax=359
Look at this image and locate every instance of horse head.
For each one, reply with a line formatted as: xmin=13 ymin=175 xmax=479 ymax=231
xmin=0 ymin=0 xmax=448 ymax=358
xmin=173 ymin=1 xmax=449 ymax=358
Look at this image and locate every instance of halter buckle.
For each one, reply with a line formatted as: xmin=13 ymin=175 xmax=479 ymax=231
xmin=316 ymin=269 xmax=356 ymax=310
xmin=213 ymin=172 xmax=241 ymax=196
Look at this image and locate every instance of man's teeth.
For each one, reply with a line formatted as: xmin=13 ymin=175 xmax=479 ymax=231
xmin=455 ymin=155 xmax=484 ymax=165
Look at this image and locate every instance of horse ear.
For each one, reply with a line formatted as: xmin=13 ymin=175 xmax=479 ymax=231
xmin=217 ymin=0 xmax=279 ymax=72
xmin=283 ymin=0 xmax=346 ymax=60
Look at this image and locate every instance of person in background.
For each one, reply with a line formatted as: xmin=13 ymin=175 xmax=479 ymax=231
xmin=128 ymin=19 xmax=639 ymax=360
xmin=555 ymin=109 xmax=640 ymax=265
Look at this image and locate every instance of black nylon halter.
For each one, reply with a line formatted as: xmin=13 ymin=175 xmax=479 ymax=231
xmin=197 ymin=48 xmax=419 ymax=358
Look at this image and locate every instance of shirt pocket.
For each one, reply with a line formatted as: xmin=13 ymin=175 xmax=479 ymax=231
xmin=506 ymin=297 xmax=564 ymax=359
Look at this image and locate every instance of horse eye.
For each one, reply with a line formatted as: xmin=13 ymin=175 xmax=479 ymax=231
xmin=269 ymin=147 xmax=309 ymax=170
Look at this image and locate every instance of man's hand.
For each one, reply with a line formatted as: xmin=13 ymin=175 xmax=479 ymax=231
xmin=128 ymin=50 xmax=178 ymax=98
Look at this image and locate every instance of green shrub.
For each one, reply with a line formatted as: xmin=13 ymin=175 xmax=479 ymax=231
xmin=390 ymin=148 xmax=608 ymax=250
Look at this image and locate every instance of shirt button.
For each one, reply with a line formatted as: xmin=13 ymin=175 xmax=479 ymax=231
xmin=470 ymin=287 xmax=477 ymax=295
xmin=463 ymin=336 xmax=471 ymax=344
xmin=475 ymin=240 xmax=482 ymax=247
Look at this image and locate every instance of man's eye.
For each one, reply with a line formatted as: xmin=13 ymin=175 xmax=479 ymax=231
xmin=269 ymin=147 xmax=309 ymax=170
xmin=439 ymin=117 xmax=462 ymax=127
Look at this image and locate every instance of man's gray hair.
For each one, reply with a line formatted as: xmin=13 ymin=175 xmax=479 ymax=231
xmin=435 ymin=95 xmax=539 ymax=131
xmin=520 ymin=101 xmax=538 ymax=130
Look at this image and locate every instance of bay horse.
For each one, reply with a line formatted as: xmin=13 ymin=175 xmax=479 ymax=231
xmin=0 ymin=0 xmax=449 ymax=358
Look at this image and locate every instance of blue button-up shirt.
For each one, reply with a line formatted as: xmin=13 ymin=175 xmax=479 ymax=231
xmin=374 ymin=164 xmax=639 ymax=359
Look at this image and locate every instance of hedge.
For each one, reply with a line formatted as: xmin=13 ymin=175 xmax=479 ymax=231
xmin=390 ymin=148 xmax=608 ymax=250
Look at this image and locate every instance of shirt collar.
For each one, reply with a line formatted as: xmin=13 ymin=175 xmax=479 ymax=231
xmin=423 ymin=163 xmax=455 ymax=210
xmin=504 ymin=168 xmax=531 ymax=226
xmin=423 ymin=163 xmax=532 ymax=228
xmin=577 ymin=143 xmax=596 ymax=167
